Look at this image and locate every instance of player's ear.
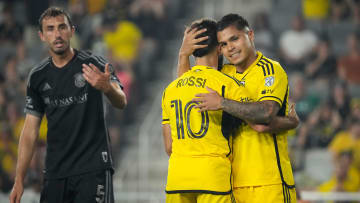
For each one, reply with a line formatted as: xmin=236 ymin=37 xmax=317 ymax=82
xmin=38 ymin=31 xmax=45 ymax=42
xmin=248 ymin=30 xmax=255 ymax=42
xmin=71 ymin=25 xmax=75 ymax=36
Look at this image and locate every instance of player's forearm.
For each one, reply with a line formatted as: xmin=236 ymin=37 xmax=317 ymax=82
xmin=221 ymin=99 xmax=276 ymax=124
xmin=177 ymin=53 xmax=191 ymax=77
xmin=251 ymin=116 xmax=299 ymax=133
xmin=15 ymin=130 xmax=38 ymax=183
xmin=104 ymin=83 xmax=127 ymax=109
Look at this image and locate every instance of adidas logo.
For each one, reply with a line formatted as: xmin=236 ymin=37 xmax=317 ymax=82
xmin=42 ymin=83 xmax=52 ymax=91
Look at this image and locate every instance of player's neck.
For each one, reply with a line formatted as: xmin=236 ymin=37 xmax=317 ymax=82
xmin=195 ymin=53 xmax=218 ymax=70
xmin=50 ymin=48 xmax=75 ymax=68
xmin=235 ymin=49 xmax=257 ymax=73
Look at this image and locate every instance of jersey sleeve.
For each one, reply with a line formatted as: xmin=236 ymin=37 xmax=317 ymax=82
xmin=257 ymin=63 xmax=288 ymax=107
xmin=24 ymin=81 xmax=45 ymax=118
xmin=162 ymin=89 xmax=170 ymax=124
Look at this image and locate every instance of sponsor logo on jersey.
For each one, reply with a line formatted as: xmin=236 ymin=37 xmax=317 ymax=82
xmin=43 ymin=93 xmax=88 ymax=107
xmin=74 ymin=73 xmax=86 ymax=88
xmin=265 ymin=76 xmax=274 ymax=87
xmin=42 ymin=82 xmax=52 ymax=91
xmin=102 ymin=151 xmax=108 ymax=163
xmin=261 ymin=89 xmax=274 ymax=94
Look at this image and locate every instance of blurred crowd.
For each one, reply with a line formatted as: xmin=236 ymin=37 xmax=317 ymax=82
xmin=256 ymin=0 xmax=360 ymax=197
xmin=0 ymin=0 xmax=189 ymax=199
xmin=1 ymin=0 xmax=360 ymax=201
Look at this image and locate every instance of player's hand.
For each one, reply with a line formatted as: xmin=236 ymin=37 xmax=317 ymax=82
xmin=179 ymin=27 xmax=208 ymax=57
xmin=82 ymin=63 xmax=112 ymax=93
xmin=192 ymin=87 xmax=223 ymax=112
xmin=288 ymin=102 xmax=300 ymax=126
xmin=9 ymin=181 xmax=24 ymax=203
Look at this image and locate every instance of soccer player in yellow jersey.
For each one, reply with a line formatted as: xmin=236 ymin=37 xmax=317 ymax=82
xmin=177 ymin=14 xmax=297 ymax=203
xmin=164 ymin=18 xmax=299 ymax=203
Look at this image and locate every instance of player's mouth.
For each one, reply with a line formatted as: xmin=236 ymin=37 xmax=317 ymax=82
xmin=229 ymin=51 xmax=241 ymax=59
xmin=54 ymin=40 xmax=65 ymax=48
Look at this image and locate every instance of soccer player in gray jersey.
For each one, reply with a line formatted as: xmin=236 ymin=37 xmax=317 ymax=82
xmin=9 ymin=7 xmax=126 ymax=203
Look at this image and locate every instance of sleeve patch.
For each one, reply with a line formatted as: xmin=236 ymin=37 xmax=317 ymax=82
xmin=265 ymin=76 xmax=275 ymax=87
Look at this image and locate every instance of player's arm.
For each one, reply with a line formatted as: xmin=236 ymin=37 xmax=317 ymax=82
xmin=177 ymin=27 xmax=208 ymax=77
xmin=162 ymin=124 xmax=172 ymax=156
xmin=193 ymin=87 xmax=279 ymax=124
xmin=10 ymin=114 xmax=41 ymax=203
xmin=249 ymin=103 xmax=300 ymax=133
xmin=82 ymin=63 xmax=127 ymax=109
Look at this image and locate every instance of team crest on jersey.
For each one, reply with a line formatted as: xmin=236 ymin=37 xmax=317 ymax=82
xmin=239 ymin=80 xmax=245 ymax=87
xmin=74 ymin=73 xmax=86 ymax=88
xmin=265 ymin=76 xmax=275 ymax=87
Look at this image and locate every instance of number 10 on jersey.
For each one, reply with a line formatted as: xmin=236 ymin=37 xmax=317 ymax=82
xmin=171 ymin=100 xmax=209 ymax=140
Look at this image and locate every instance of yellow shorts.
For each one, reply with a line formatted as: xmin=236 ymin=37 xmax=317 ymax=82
xmin=233 ymin=184 xmax=296 ymax=203
xmin=166 ymin=193 xmax=234 ymax=203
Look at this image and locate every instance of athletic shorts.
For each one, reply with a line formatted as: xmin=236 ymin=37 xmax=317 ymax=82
xmin=233 ymin=184 xmax=296 ymax=203
xmin=166 ymin=192 xmax=235 ymax=203
xmin=40 ymin=169 xmax=114 ymax=203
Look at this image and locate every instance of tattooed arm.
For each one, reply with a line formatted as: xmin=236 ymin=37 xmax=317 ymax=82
xmin=193 ymin=87 xmax=280 ymax=124
xmin=248 ymin=103 xmax=300 ymax=133
xmin=221 ymin=99 xmax=279 ymax=124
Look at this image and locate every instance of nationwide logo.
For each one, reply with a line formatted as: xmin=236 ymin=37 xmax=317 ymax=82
xmin=42 ymin=83 xmax=52 ymax=91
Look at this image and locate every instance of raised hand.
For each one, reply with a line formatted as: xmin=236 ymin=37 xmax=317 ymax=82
xmin=179 ymin=27 xmax=209 ymax=57
xmin=82 ymin=63 xmax=112 ymax=93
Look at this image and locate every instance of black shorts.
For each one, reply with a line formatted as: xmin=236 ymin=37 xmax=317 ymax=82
xmin=40 ymin=169 xmax=114 ymax=203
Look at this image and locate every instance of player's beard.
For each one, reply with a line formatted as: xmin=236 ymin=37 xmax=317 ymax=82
xmin=50 ymin=41 xmax=69 ymax=56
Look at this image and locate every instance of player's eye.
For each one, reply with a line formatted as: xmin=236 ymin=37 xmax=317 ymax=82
xmin=230 ymin=36 xmax=238 ymax=41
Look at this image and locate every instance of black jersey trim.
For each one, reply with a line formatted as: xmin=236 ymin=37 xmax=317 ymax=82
xmin=27 ymin=58 xmax=50 ymax=87
xmin=272 ymin=134 xmax=295 ymax=203
xmin=258 ymin=96 xmax=282 ymax=104
xmin=162 ymin=119 xmax=170 ymax=122
xmin=24 ymin=109 xmax=43 ymax=118
xmin=221 ymin=73 xmax=243 ymax=87
xmin=256 ymin=56 xmax=275 ymax=76
xmin=165 ymin=189 xmax=232 ymax=195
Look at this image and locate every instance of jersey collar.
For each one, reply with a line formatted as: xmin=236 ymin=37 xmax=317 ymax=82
xmin=191 ymin=65 xmax=214 ymax=72
xmin=236 ymin=51 xmax=263 ymax=76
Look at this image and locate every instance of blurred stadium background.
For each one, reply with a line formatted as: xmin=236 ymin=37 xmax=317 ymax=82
xmin=0 ymin=0 xmax=360 ymax=202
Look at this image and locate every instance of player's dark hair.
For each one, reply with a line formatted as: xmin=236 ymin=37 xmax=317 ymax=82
xmin=189 ymin=19 xmax=218 ymax=57
xmin=38 ymin=7 xmax=73 ymax=32
xmin=217 ymin=13 xmax=250 ymax=32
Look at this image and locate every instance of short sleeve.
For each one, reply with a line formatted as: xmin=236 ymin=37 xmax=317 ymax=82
xmin=257 ymin=63 xmax=288 ymax=107
xmin=24 ymin=82 xmax=45 ymax=118
xmin=162 ymin=89 xmax=170 ymax=124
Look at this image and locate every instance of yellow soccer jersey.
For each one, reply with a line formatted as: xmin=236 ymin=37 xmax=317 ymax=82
xmin=221 ymin=52 xmax=295 ymax=187
xmin=162 ymin=65 xmax=247 ymax=194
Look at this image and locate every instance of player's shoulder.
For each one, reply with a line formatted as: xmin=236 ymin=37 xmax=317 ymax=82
xmin=27 ymin=57 xmax=51 ymax=82
xmin=78 ymin=50 xmax=108 ymax=67
xmin=220 ymin=64 xmax=236 ymax=75
xmin=255 ymin=54 xmax=286 ymax=77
